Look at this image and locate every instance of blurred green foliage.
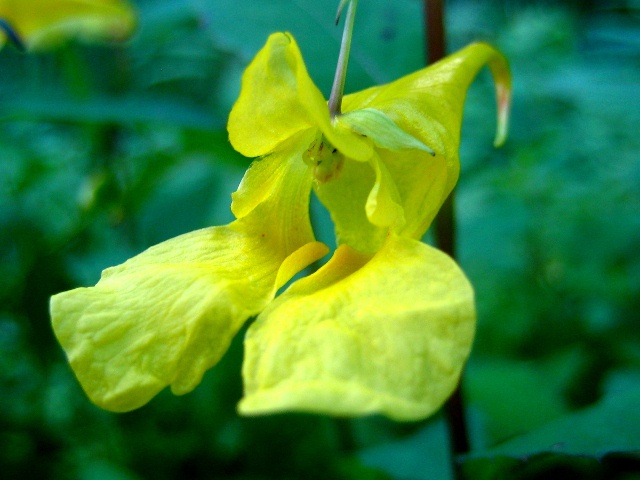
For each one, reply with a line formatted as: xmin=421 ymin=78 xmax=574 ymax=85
xmin=1 ymin=0 xmax=639 ymax=479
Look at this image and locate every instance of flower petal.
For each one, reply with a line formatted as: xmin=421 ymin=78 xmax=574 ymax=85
xmin=231 ymin=129 xmax=314 ymax=223
xmin=341 ymin=42 xmax=511 ymax=240
xmin=312 ymin=155 xmax=386 ymax=253
xmin=239 ymin=235 xmax=475 ymax=421
xmin=0 ymin=0 xmax=136 ymax=50
xmin=227 ymin=32 xmax=319 ymax=158
xmin=378 ymin=147 xmax=448 ymax=241
xmin=51 ymin=221 xmax=327 ymax=412
xmin=315 ymin=134 xmax=448 ymax=246
xmin=51 ymin=149 xmax=327 ymax=412
xmin=313 ymin=150 xmax=405 ymax=252
xmin=228 ymin=32 xmax=372 ymax=161
xmin=365 ymin=152 xmax=406 ymax=229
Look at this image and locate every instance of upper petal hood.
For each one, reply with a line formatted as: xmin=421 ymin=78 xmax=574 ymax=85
xmin=227 ymin=32 xmax=372 ymax=162
xmin=229 ymin=34 xmax=510 ymax=253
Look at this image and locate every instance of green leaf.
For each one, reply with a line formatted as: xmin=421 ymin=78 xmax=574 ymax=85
xmin=461 ymin=453 xmax=623 ymax=480
xmin=359 ymin=418 xmax=453 ymax=480
xmin=464 ymin=358 xmax=573 ymax=445
xmin=466 ymin=386 xmax=640 ymax=459
xmin=0 ymin=94 xmax=219 ymax=129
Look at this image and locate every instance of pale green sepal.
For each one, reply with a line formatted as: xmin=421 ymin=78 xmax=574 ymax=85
xmin=239 ymin=234 xmax=476 ymax=421
xmin=338 ymin=108 xmax=435 ymax=155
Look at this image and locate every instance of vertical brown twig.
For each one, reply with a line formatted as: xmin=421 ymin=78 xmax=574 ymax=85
xmin=423 ymin=0 xmax=470 ymax=477
xmin=425 ymin=0 xmax=445 ymax=64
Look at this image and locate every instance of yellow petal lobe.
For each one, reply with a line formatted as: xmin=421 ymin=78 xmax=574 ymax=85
xmin=313 ymin=157 xmax=387 ymax=253
xmin=239 ymin=235 xmax=475 ymax=421
xmin=228 ymin=33 xmax=320 ymax=158
xmin=228 ymin=32 xmax=372 ymax=162
xmin=51 ymin=146 xmax=326 ymax=412
xmin=313 ymin=151 xmax=406 ymax=253
xmin=231 ymin=129 xmax=314 ymax=222
xmin=365 ymin=153 xmax=405 ymax=229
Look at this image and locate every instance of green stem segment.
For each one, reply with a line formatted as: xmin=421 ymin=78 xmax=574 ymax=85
xmin=328 ymin=0 xmax=358 ymax=118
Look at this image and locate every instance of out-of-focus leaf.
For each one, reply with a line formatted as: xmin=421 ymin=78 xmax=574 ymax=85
xmin=0 ymin=94 xmax=219 ymax=128
xmin=136 ymin=155 xmax=240 ymax=244
xmin=466 ymin=386 xmax=640 ymax=459
xmin=337 ymin=458 xmax=394 ymax=480
xmin=2 ymin=1 xmax=640 ymax=478
xmin=465 ymin=357 xmax=576 ymax=445
xmin=358 ymin=418 xmax=453 ymax=480
xmin=462 ymin=452 xmax=632 ymax=480
xmin=78 ymin=460 xmax=141 ymax=480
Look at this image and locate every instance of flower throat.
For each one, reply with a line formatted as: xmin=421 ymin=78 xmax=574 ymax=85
xmin=303 ymin=133 xmax=344 ymax=183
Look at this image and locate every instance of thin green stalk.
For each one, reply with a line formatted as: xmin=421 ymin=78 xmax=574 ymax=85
xmin=328 ymin=0 xmax=358 ymax=118
xmin=424 ymin=0 xmax=471 ymax=476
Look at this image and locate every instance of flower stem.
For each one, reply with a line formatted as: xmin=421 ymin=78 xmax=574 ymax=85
xmin=328 ymin=0 xmax=358 ymax=118
xmin=424 ymin=0 xmax=470 ymax=476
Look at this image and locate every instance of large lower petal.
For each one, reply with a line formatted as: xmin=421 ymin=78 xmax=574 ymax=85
xmin=0 ymin=0 xmax=136 ymax=50
xmin=51 ymin=214 xmax=327 ymax=412
xmin=51 ymin=148 xmax=326 ymax=412
xmin=239 ymin=235 xmax=475 ymax=421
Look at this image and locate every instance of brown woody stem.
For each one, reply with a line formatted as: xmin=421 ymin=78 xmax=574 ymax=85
xmin=424 ymin=0 xmax=470 ymax=477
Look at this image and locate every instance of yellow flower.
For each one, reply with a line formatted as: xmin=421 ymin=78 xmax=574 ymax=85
xmin=0 ymin=0 xmax=135 ymax=50
xmin=50 ymin=32 xmax=510 ymax=421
